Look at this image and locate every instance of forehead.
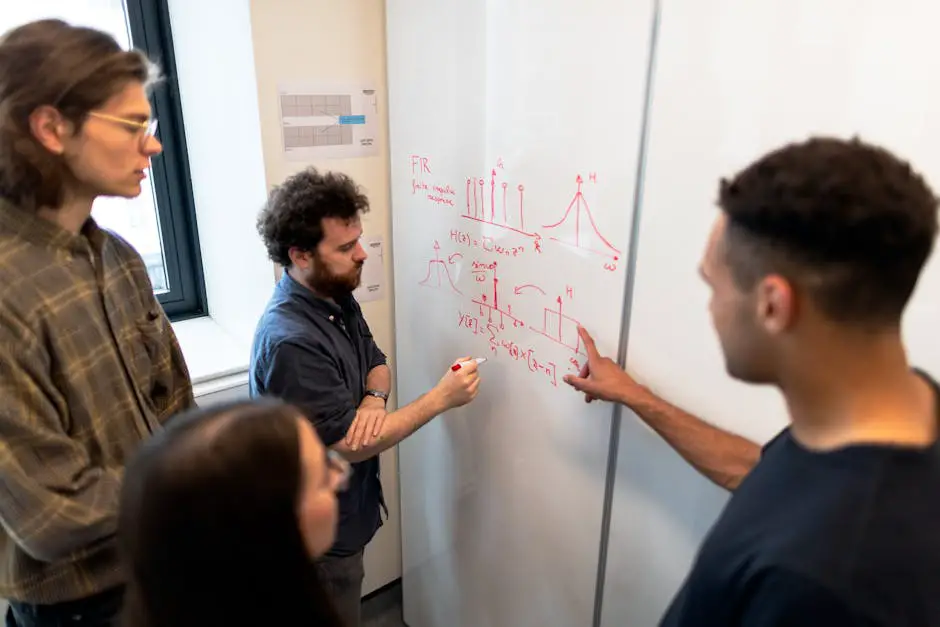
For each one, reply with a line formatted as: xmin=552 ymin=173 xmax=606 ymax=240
xmin=703 ymin=214 xmax=727 ymax=263
xmin=699 ymin=214 xmax=731 ymax=282
xmin=321 ymin=215 xmax=362 ymax=242
xmin=98 ymin=81 xmax=151 ymax=116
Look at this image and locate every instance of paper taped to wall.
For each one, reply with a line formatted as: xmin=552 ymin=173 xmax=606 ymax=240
xmin=278 ymin=81 xmax=379 ymax=160
xmin=354 ymin=236 xmax=386 ymax=303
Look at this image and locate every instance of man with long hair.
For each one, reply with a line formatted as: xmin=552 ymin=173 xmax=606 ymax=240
xmin=0 ymin=20 xmax=194 ymax=626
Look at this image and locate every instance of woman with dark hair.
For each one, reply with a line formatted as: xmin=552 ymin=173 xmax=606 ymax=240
xmin=118 ymin=398 xmax=350 ymax=627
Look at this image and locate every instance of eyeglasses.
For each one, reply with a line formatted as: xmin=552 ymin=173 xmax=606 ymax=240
xmin=87 ymin=111 xmax=158 ymax=145
xmin=327 ymin=449 xmax=353 ymax=492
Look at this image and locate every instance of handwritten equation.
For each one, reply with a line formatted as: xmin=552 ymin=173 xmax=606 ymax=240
xmin=457 ymin=310 xmax=565 ymax=387
xmin=444 ymin=256 xmax=584 ymax=388
xmin=450 ymin=228 xmax=532 ymax=258
xmin=409 ymin=155 xmax=619 ymax=389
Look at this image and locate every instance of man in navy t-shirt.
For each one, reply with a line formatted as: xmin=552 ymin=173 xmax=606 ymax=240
xmin=566 ymin=137 xmax=940 ymax=625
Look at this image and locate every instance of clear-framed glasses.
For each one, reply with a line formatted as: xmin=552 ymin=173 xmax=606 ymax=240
xmin=87 ymin=111 xmax=158 ymax=145
xmin=327 ymin=449 xmax=353 ymax=492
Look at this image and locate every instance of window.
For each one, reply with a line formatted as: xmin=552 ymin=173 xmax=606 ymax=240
xmin=2 ymin=0 xmax=207 ymax=320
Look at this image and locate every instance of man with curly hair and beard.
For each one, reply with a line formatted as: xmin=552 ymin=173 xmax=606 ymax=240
xmin=250 ymin=167 xmax=482 ymax=626
xmin=566 ymin=137 xmax=940 ymax=625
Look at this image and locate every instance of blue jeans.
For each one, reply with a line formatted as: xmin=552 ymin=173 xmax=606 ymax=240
xmin=4 ymin=587 xmax=123 ymax=627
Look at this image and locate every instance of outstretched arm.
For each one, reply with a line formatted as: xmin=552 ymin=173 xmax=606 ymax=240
xmin=564 ymin=327 xmax=759 ymax=491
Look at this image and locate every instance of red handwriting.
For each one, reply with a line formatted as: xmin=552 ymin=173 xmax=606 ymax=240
xmin=427 ymin=194 xmax=455 ymax=207
xmin=530 ymin=295 xmax=587 ymax=355
xmin=411 ymin=155 xmax=432 ymax=175
xmin=464 ymin=164 xmax=533 ymax=238
xmin=541 ymin=174 xmax=621 ymax=262
xmin=457 ymin=311 xmax=499 ymax=344
xmin=472 ymin=260 xmax=498 ymax=271
xmin=413 ymin=179 xmax=456 ymax=207
xmin=471 ymin=260 xmax=497 ymax=282
xmin=513 ymin=283 xmax=546 ymax=296
xmin=494 ymin=339 xmax=558 ymax=387
xmin=456 ymin=309 xmax=558 ymax=387
xmin=419 ymin=241 xmax=462 ymax=295
xmin=449 ymin=229 xmax=526 ymax=258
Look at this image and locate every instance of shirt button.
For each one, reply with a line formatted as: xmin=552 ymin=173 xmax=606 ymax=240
xmin=329 ymin=315 xmax=335 ymax=321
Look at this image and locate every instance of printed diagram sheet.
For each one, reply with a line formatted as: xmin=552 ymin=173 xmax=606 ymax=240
xmin=354 ymin=236 xmax=387 ymax=303
xmin=278 ymin=82 xmax=379 ymax=159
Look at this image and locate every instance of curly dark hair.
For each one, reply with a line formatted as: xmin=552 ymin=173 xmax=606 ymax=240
xmin=719 ymin=136 xmax=938 ymax=326
xmin=257 ymin=167 xmax=370 ymax=267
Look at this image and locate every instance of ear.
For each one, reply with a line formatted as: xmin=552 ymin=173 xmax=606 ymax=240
xmin=287 ymin=247 xmax=313 ymax=270
xmin=28 ymin=106 xmax=73 ymax=155
xmin=756 ymin=274 xmax=797 ymax=334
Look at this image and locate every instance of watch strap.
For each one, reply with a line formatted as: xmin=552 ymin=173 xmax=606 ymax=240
xmin=365 ymin=389 xmax=389 ymax=403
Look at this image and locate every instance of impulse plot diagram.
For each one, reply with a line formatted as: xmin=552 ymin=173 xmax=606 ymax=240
xmin=542 ymin=175 xmax=621 ymax=260
xmin=465 ymin=167 xmax=532 ymax=238
xmin=419 ymin=240 xmax=462 ymax=295
xmin=529 ymin=288 xmax=586 ymax=355
xmin=470 ymin=261 xmax=525 ymax=330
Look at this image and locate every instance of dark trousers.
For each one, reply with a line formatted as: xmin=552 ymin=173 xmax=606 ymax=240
xmin=314 ymin=550 xmax=365 ymax=627
xmin=4 ymin=587 xmax=123 ymax=627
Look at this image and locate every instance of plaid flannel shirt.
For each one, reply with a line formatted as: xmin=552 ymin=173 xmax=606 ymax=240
xmin=0 ymin=199 xmax=195 ymax=604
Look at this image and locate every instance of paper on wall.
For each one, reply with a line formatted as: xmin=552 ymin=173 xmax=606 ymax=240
xmin=277 ymin=81 xmax=379 ymax=160
xmin=353 ymin=237 xmax=386 ymax=303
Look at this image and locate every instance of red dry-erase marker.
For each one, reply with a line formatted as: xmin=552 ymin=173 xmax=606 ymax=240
xmin=451 ymin=357 xmax=487 ymax=371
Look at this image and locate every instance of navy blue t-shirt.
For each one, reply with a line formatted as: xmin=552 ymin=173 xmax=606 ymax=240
xmin=249 ymin=273 xmax=387 ymax=557
xmin=660 ymin=374 xmax=940 ymax=626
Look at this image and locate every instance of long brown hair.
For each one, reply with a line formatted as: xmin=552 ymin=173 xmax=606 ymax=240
xmin=0 ymin=19 xmax=157 ymax=209
xmin=119 ymin=399 xmax=345 ymax=627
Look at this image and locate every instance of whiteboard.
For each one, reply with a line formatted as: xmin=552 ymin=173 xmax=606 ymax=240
xmin=602 ymin=1 xmax=940 ymax=625
xmin=387 ymin=0 xmax=656 ymax=625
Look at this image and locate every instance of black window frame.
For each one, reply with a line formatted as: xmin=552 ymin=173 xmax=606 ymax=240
xmin=125 ymin=0 xmax=207 ymax=321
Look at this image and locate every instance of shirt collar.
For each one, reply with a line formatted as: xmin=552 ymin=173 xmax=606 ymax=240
xmin=0 ymin=197 xmax=104 ymax=254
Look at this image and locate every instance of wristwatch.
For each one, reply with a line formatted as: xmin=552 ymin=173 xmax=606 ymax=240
xmin=365 ymin=389 xmax=389 ymax=405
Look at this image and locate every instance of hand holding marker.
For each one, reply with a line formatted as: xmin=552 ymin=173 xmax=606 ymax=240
xmin=452 ymin=357 xmax=487 ymax=372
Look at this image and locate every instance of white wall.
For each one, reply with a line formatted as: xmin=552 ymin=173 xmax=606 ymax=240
xmin=248 ymin=0 xmax=401 ymax=596
xmin=166 ymin=0 xmax=272 ymax=389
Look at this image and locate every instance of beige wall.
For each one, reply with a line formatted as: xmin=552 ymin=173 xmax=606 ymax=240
xmin=249 ymin=0 xmax=400 ymax=595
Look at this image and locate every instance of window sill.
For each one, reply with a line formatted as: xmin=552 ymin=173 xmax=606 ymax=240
xmin=172 ymin=316 xmax=251 ymax=398
xmin=165 ymin=0 xmax=272 ymax=402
